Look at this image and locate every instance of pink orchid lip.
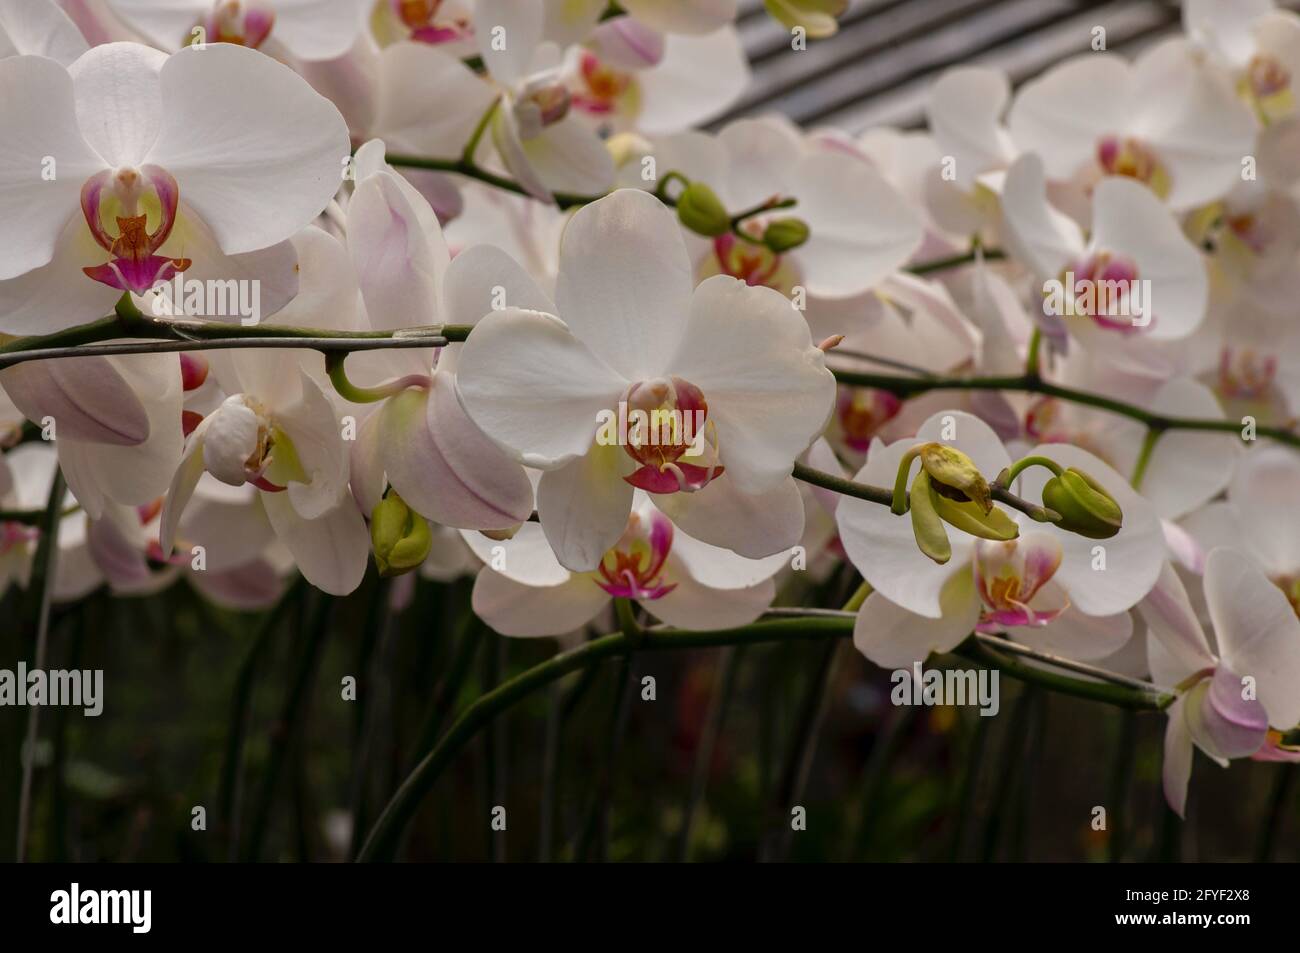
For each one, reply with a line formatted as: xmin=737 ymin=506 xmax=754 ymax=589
xmin=712 ymin=233 xmax=782 ymax=288
xmin=620 ymin=376 xmax=723 ymax=495
xmin=0 ymin=521 xmax=40 ymax=555
xmin=973 ymin=535 xmax=1067 ymax=631
xmin=837 ymin=387 xmax=902 ymax=452
xmin=391 ymin=0 xmax=472 ymax=46
xmin=80 ymin=165 xmax=192 ymax=294
xmin=572 ymin=51 xmax=634 ymax=116
xmin=1218 ymin=346 xmax=1278 ymax=401
xmin=595 ymin=509 xmax=678 ymax=600
xmin=205 ymin=0 xmax=276 ymax=49
xmin=1063 ymin=252 xmax=1153 ymax=335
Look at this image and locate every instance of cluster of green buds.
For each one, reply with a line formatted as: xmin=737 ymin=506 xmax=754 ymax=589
xmin=891 ymin=443 xmax=1019 ymax=564
xmin=994 ymin=456 xmax=1124 ymax=540
xmin=671 ymin=177 xmax=811 ymax=254
xmin=370 ymin=490 xmax=433 ymax=577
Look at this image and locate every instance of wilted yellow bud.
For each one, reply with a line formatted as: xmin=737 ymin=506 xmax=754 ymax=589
xmin=919 ymin=443 xmax=992 ymax=513
xmin=931 ymin=494 xmax=1020 ymax=542
xmin=910 ymin=470 xmax=952 ymax=565
xmin=371 ymin=492 xmax=433 ymax=577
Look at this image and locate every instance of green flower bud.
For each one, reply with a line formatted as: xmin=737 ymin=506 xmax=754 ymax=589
xmin=910 ymin=470 xmax=952 ymax=565
xmin=931 ymin=494 xmax=1020 ymax=542
xmin=676 ymin=182 xmax=731 ymax=237
xmin=371 ymin=491 xmax=433 ymax=577
xmin=919 ymin=442 xmax=992 ymax=514
xmin=1041 ymin=468 xmax=1123 ymax=539
xmin=762 ymin=217 xmax=811 ymax=252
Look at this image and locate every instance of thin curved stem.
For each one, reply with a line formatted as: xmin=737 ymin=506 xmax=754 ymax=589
xmin=830 ymin=366 xmax=1299 ymax=450
xmin=355 ymin=614 xmax=1168 ymax=861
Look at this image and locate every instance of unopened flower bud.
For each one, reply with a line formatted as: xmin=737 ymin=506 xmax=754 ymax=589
xmin=677 ymin=182 xmax=731 ymax=237
xmin=371 ymin=491 xmax=433 ymax=577
xmin=1041 ymin=467 xmax=1123 ymax=539
xmin=762 ymin=217 xmax=810 ymax=252
xmin=920 ymin=442 xmax=992 ymax=513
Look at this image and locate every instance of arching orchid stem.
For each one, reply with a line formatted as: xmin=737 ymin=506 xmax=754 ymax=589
xmin=654 ymin=170 xmax=691 ymax=202
xmin=326 ymin=352 xmax=432 ymax=404
xmin=998 ymin=454 xmax=1066 ymax=487
xmin=830 ymin=367 xmax=1300 ymax=451
xmin=890 ymin=445 xmax=924 ymax=514
xmin=791 ymin=462 xmax=1054 ymax=525
xmin=384 ymin=152 xmax=608 ymax=210
xmin=462 ymin=97 xmax=501 ymax=166
xmin=908 ymin=247 xmax=1007 ymax=275
xmin=1130 ymin=428 xmax=1163 ymax=491
xmin=355 ymin=612 xmax=1170 ymax=862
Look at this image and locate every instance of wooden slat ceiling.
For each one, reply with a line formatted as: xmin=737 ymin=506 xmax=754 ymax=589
xmin=720 ymin=0 xmax=1300 ymax=133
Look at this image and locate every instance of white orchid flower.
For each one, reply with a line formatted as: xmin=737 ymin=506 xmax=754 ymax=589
xmin=835 ymin=411 xmax=1163 ymax=668
xmin=456 ymin=188 xmax=835 ymax=571
xmin=0 ymin=41 xmax=349 ymax=332
xmin=1140 ymin=550 xmax=1300 ymax=816
xmin=465 ymin=494 xmax=785 ymax=637
xmin=1007 ymin=39 xmax=1256 ymax=211
xmin=106 ymin=0 xmax=367 ymax=61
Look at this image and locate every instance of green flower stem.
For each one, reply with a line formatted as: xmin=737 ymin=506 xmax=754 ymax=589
xmin=890 ymin=446 xmax=923 ymax=515
xmin=461 ymin=97 xmax=500 ymax=167
xmin=384 ymin=152 xmax=607 ymax=210
xmin=355 ymin=614 xmax=1168 ymax=862
xmin=1024 ymin=327 xmax=1043 ymax=378
xmin=1130 ymin=428 xmax=1163 ymax=491
xmin=831 ymin=366 xmax=1300 ymax=451
xmin=14 ymin=465 xmax=66 ymax=862
xmin=999 ymin=454 xmax=1066 ymax=486
xmin=325 ymin=352 xmax=431 ymax=404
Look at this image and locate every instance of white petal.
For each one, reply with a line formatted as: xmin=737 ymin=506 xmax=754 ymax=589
xmin=1007 ymin=53 xmax=1127 ymax=180
xmin=69 ymin=41 xmax=166 ymax=167
xmin=441 ymin=242 xmax=554 ymax=327
xmin=536 ymin=441 xmax=634 ymax=571
xmin=663 ymin=520 xmax=787 ymax=589
xmin=472 ymin=566 xmax=608 ymax=637
xmin=261 ymin=491 xmax=368 ymax=596
xmin=634 ymin=28 xmax=749 ymax=135
xmin=147 ymin=44 xmax=350 ymax=255
xmin=647 ymin=563 xmax=773 ymax=630
xmin=379 ymin=377 xmax=534 ymax=531
xmin=1162 ymin=697 xmax=1195 ymax=819
xmin=998 ymin=153 xmax=1083 ymax=281
xmin=653 ymin=473 xmax=805 ymax=559
xmin=791 ymin=150 xmax=923 ymax=298
xmin=669 ymin=276 xmax=835 ymax=495
xmin=1090 ymin=177 xmax=1208 ymax=340
xmin=372 ymin=44 xmax=497 ymax=157
xmin=853 ymin=576 xmax=981 ymax=669
xmin=461 ymin=521 xmax=570 ymax=587
xmin=0 ymin=0 xmax=89 ymax=65
xmin=1204 ymin=547 xmax=1300 ymax=728
xmin=0 ymin=354 xmax=150 ymax=445
xmin=0 ymin=54 xmax=103 ymax=279
xmin=555 ymin=189 xmax=690 ymax=379
xmin=1138 ymin=560 xmax=1217 ymax=681
xmin=926 ymin=66 xmax=1015 ymax=188
xmin=476 ymin=0 xmax=544 ymax=87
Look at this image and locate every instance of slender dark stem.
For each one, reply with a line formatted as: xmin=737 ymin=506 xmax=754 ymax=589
xmin=675 ymin=645 xmax=743 ymax=861
xmin=1106 ymin=710 xmax=1138 ymax=863
xmin=844 ymin=703 xmax=915 ymax=861
xmin=242 ymin=591 xmax=333 ymax=862
xmin=1255 ymin=764 xmax=1296 ymax=862
xmin=15 ymin=466 xmax=65 ymax=863
xmin=830 ymin=367 xmax=1300 ymax=450
xmin=218 ymin=582 xmax=302 ymax=862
